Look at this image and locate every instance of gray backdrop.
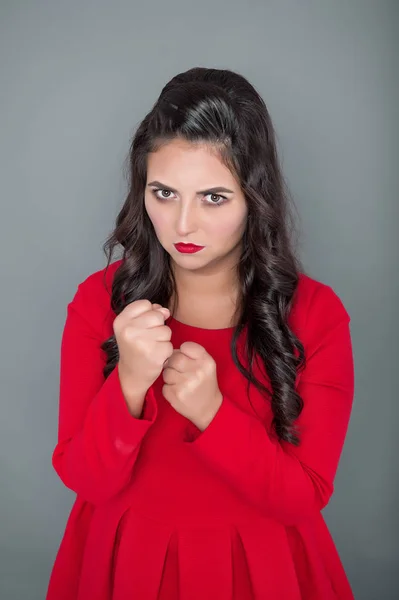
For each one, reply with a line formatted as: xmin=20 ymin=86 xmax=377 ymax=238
xmin=1 ymin=1 xmax=398 ymax=599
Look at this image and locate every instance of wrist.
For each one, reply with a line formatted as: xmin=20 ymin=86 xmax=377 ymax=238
xmin=117 ymin=362 xmax=148 ymax=418
xmin=194 ymin=391 xmax=223 ymax=432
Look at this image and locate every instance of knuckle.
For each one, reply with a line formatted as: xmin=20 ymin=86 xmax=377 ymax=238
xmin=204 ymin=356 xmax=215 ymax=371
xmin=128 ymin=299 xmax=152 ymax=318
xmin=112 ymin=315 xmax=121 ymax=333
xmin=163 ymin=326 xmax=172 ymax=340
xmin=136 ymin=299 xmax=152 ymax=309
xmin=153 ymin=311 xmax=165 ymax=324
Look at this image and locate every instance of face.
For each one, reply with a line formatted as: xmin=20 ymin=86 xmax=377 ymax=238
xmin=144 ymin=138 xmax=248 ymax=276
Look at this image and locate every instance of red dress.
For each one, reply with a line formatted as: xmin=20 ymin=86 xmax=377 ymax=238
xmin=46 ymin=259 xmax=355 ymax=599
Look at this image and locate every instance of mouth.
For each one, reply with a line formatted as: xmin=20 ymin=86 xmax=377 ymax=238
xmin=173 ymin=243 xmax=205 ymax=254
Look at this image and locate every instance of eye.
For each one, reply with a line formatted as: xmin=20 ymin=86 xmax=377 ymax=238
xmin=152 ymin=188 xmax=176 ymax=200
xmin=151 ymin=188 xmax=228 ymax=207
xmin=204 ymin=193 xmax=228 ymax=207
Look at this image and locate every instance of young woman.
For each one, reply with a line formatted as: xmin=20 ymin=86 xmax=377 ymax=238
xmin=46 ymin=67 xmax=355 ymax=599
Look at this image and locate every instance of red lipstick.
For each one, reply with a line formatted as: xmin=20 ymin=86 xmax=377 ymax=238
xmin=174 ymin=243 xmax=204 ymax=254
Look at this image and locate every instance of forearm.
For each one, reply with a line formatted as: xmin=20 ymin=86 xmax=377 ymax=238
xmin=185 ymin=288 xmax=354 ymax=525
xmin=53 ymin=367 xmax=157 ymax=505
xmin=185 ymin=396 xmax=331 ymax=525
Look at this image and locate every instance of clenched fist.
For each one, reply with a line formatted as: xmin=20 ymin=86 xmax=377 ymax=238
xmin=113 ymin=299 xmax=173 ymax=417
xmin=162 ymin=341 xmax=223 ymax=431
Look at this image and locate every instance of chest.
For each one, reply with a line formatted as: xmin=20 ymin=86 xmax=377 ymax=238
xmin=170 ymin=296 xmax=238 ymax=329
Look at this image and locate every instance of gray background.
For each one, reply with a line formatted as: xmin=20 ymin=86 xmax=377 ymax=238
xmin=1 ymin=1 xmax=398 ymax=598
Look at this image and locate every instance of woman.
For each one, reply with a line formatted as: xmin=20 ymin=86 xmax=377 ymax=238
xmin=47 ymin=67 xmax=355 ymax=599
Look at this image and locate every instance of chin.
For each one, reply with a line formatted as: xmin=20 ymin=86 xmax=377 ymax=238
xmin=173 ymin=255 xmax=205 ymax=266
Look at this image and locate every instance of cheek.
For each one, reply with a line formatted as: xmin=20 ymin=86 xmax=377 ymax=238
xmin=209 ymin=212 xmax=247 ymax=242
xmin=146 ymin=201 xmax=168 ymax=235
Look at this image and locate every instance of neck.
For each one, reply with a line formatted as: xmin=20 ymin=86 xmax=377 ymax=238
xmin=169 ymin=257 xmax=242 ymax=328
xmin=173 ymin=266 xmax=237 ymax=296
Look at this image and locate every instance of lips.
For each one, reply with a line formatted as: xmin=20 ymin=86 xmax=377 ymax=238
xmin=174 ymin=243 xmax=205 ymax=254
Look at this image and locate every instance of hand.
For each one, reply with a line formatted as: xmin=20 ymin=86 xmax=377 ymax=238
xmin=113 ymin=300 xmax=173 ymax=416
xmin=161 ymin=341 xmax=223 ymax=431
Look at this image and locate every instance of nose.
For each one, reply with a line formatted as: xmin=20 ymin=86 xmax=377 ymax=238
xmin=175 ymin=200 xmax=198 ymax=237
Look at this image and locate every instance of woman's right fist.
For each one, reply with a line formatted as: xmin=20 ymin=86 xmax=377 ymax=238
xmin=113 ymin=299 xmax=173 ymax=401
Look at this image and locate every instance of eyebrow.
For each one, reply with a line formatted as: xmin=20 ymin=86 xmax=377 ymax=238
xmin=147 ymin=180 xmax=235 ymax=195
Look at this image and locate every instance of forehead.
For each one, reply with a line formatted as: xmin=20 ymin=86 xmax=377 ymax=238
xmin=146 ymin=138 xmax=238 ymax=187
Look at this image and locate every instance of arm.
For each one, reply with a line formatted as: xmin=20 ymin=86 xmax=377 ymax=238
xmin=52 ymin=280 xmax=157 ymax=505
xmin=184 ymin=284 xmax=355 ymax=526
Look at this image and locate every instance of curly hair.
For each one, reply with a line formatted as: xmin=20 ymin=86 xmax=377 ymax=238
xmin=101 ymin=67 xmax=307 ymax=445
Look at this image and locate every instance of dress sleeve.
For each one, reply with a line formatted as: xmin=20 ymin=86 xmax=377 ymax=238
xmin=183 ymin=284 xmax=355 ymax=526
xmin=52 ymin=279 xmax=157 ymax=505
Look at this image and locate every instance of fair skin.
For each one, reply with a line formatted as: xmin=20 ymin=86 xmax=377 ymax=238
xmin=144 ymin=137 xmax=248 ymax=327
xmin=139 ymin=137 xmax=248 ymax=429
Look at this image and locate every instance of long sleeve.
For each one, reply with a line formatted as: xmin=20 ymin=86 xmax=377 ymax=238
xmin=52 ymin=279 xmax=158 ymax=505
xmin=184 ymin=283 xmax=355 ymax=526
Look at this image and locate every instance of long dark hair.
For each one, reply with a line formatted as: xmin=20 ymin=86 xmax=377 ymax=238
xmin=101 ymin=67 xmax=306 ymax=445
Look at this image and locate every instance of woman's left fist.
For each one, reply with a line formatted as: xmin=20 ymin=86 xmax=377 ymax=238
xmin=161 ymin=341 xmax=223 ymax=431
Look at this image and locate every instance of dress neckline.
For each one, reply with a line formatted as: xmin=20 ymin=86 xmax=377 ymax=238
xmin=166 ymin=315 xmax=236 ymax=334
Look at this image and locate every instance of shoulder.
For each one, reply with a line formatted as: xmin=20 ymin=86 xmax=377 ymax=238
xmin=74 ymin=258 xmax=123 ymax=301
xmin=66 ymin=259 xmax=123 ymax=337
xmin=290 ymin=272 xmax=351 ymax=340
